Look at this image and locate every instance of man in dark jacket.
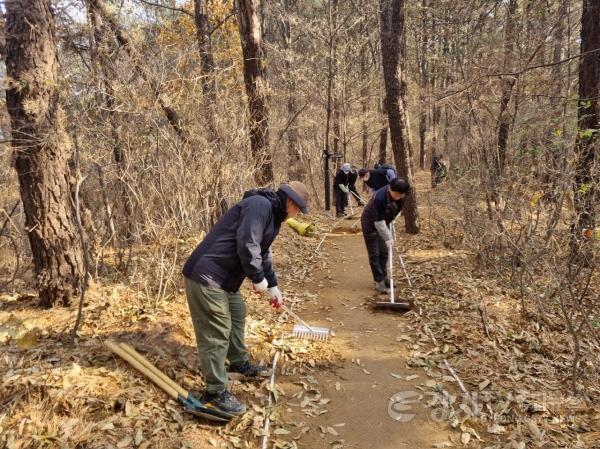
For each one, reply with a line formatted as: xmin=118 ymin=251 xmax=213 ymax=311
xmin=333 ymin=163 xmax=352 ymax=217
xmin=182 ymin=181 xmax=309 ymax=417
xmin=358 ymin=163 xmax=397 ymax=194
xmin=361 ymin=178 xmax=410 ymax=293
xmin=347 ymin=166 xmax=364 ymax=206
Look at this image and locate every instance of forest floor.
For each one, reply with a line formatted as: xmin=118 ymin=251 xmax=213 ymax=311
xmin=1 ymin=171 xmax=598 ymax=449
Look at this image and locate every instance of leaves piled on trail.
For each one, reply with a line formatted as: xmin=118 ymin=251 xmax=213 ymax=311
xmin=396 ymin=189 xmax=600 ymax=449
xmin=0 ymin=213 xmax=341 ymax=449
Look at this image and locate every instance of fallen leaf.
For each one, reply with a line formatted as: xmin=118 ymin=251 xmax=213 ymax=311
xmin=326 ymin=426 xmax=339 ymax=436
xmin=117 ymin=436 xmax=133 ymax=448
xmin=460 ymin=432 xmax=470 ymax=445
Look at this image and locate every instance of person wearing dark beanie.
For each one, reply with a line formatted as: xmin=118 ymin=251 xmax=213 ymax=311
xmin=360 ymin=178 xmax=410 ymax=293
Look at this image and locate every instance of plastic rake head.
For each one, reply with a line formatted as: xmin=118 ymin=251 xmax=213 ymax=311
xmin=291 ymin=324 xmax=330 ymax=341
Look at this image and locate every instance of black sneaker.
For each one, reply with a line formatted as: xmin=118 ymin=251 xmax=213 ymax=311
xmin=201 ymin=389 xmax=246 ymax=416
xmin=229 ymin=361 xmax=270 ymax=378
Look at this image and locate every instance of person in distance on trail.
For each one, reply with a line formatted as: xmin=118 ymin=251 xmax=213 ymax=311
xmin=182 ymin=181 xmax=310 ymax=417
xmin=360 ymin=178 xmax=410 ymax=294
xmin=358 ymin=162 xmax=397 ymax=194
xmin=430 ymin=154 xmax=448 ymax=188
xmin=333 ymin=163 xmax=352 ymax=218
xmin=347 ymin=165 xmax=364 ymax=206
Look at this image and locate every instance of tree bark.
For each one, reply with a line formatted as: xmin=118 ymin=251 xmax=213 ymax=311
xmin=5 ymin=0 xmax=84 ymax=307
xmin=277 ymin=1 xmax=304 ymax=181
xmin=572 ymin=0 xmax=599 ymax=245
xmin=495 ymin=0 xmax=518 ymax=180
xmin=87 ymin=0 xmax=190 ymax=144
xmin=418 ymin=0 xmax=428 ymax=170
xmin=194 ymin=0 xmax=220 ymax=142
xmin=380 ymin=0 xmax=420 ymax=234
xmin=87 ymin=2 xmax=133 ymax=243
xmin=235 ymin=0 xmax=273 ymax=186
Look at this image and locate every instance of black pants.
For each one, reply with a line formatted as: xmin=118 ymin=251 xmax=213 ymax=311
xmin=363 ymin=231 xmax=388 ymax=282
xmin=335 ymin=190 xmax=348 ymax=215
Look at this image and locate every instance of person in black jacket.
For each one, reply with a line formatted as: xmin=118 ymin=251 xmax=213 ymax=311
xmin=347 ymin=166 xmax=364 ymax=206
xmin=361 ymin=178 xmax=410 ymax=293
xmin=358 ymin=164 xmax=397 ymax=193
xmin=182 ymin=181 xmax=309 ymax=416
xmin=333 ymin=163 xmax=352 ymax=217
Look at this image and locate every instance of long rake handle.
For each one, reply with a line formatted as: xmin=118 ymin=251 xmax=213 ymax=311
xmin=119 ymin=342 xmax=189 ymax=399
xmin=389 ymin=223 xmax=395 ymax=304
xmin=280 ymin=304 xmax=316 ymax=332
xmin=105 ymin=340 xmax=179 ymax=400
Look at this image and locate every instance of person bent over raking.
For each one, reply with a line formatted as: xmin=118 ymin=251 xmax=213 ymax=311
xmin=182 ymin=182 xmax=310 ymax=416
xmin=360 ymin=178 xmax=410 ymax=294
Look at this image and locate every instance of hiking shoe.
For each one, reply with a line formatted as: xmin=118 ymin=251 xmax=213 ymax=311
xmin=229 ymin=361 xmax=270 ymax=378
xmin=201 ymin=389 xmax=246 ymax=416
xmin=383 ymin=278 xmax=391 ymax=288
xmin=375 ymin=280 xmax=390 ymax=294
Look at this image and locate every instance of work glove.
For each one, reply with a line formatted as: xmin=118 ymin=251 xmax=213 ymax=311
xmin=338 ymin=184 xmax=349 ymax=193
xmin=374 ymin=220 xmax=393 ymax=243
xmin=252 ymin=278 xmax=269 ymax=292
xmin=267 ymin=286 xmax=284 ymax=309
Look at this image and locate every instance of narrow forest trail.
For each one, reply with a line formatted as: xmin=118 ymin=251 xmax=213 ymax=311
xmin=279 ymin=172 xmax=455 ymax=449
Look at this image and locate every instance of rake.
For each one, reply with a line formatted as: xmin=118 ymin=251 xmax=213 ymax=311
xmin=375 ymin=223 xmax=412 ymax=312
xmin=280 ymin=303 xmax=330 ymax=341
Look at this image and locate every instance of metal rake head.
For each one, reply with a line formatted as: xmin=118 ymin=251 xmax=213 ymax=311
xmin=291 ymin=324 xmax=330 ymax=341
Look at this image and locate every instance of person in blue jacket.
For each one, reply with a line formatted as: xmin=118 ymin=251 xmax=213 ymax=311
xmin=360 ymin=178 xmax=410 ymax=293
xmin=182 ymin=181 xmax=309 ymax=416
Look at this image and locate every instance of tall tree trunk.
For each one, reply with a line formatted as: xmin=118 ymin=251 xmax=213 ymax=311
xmin=194 ymin=0 xmax=228 ymax=224
xmin=5 ymin=0 xmax=83 ymax=307
xmin=572 ymin=0 xmax=599 ymax=249
xmin=333 ymin=97 xmax=341 ymax=158
xmin=418 ymin=0 xmax=428 ymax=170
xmin=360 ymin=0 xmax=369 ymax=168
xmin=235 ymin=0 xmax=273 ymax=185
xmin=544 ymin=0 xmax=570 ymax=206
xmin=87 ymin=0 xmax=190 ymax=144
xmin=378 ymin=98 xmax=388 ymax=164
xmin=278 ymin=1 xmax=303 ymax=181
xmin=87 ymin=3 xmax=133 ymax=244
xmin=379 ymin=0 xmax=420 ymax=234
xmin=495 ymin=0 xmax=518 ymax=181
xmin=194 ymin=0 xmax=220 ymax=142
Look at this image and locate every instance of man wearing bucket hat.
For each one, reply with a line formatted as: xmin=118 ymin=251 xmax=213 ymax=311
xmin=182 ymin=181 xmax=309 ymax=417
xmin=334 ymin=163 xmax=353 ymax=217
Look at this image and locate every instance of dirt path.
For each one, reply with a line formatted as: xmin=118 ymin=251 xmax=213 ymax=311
xmin=281 ymin=186 xmax=454 ymax=448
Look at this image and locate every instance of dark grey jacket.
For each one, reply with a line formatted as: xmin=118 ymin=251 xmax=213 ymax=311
xmin=182 ymin=189 xmax=286 ymax=292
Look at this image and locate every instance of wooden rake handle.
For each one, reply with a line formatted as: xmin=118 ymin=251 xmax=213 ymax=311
xmin=105 ymin=340 xmax=187 ymax=400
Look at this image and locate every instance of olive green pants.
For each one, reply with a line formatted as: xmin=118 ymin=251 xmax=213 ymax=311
xmin=184 ymin=278 xmax=248 ymax=394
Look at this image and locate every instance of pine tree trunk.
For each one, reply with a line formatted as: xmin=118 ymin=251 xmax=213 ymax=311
xmin=5 ymin=0 xmax=83 ymax=307
xmin=418 ymin=0 xmax=428 ymax=170
xmin=495 ymin=0 xmax=518 ymax=181
xmin=194 ymin=0 xmax=220 ymax=142
xmin=380 ymin=0 xmax=420 ymax=234
xmin=87 ymin=3 xmax=133 ymax=244
xmin=235 ymin=0 xmax=273 ymax=186
xmin=573 ymin=0 xmax=599 ymax=247
xmin=88 ymin=0 xmax=190 ymax=144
